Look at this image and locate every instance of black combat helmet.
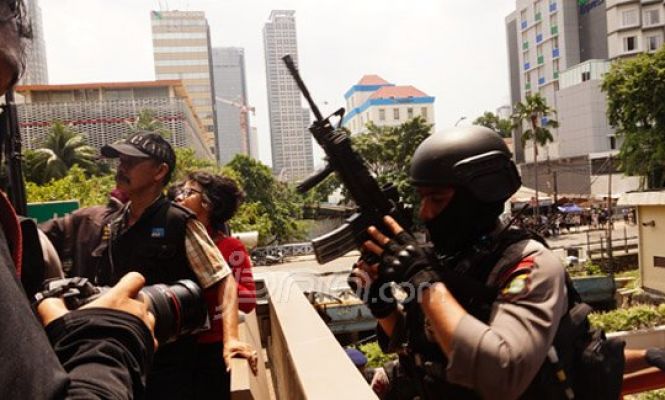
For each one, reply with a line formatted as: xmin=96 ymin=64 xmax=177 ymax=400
xmin=409 ymin=125 xmax=521 ymax=203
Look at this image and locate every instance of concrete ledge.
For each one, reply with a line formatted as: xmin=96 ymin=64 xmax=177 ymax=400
xmin=231 ymin=312 xmax=272 ymax=400
xmin=262 ymin=272 xmax=378 ymax=400
xmin=608 ymin=325 xmax=665 ymax=349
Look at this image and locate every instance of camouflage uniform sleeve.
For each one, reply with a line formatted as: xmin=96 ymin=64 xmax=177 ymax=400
xmin=445 ymin=242 xmax=568 ymax=400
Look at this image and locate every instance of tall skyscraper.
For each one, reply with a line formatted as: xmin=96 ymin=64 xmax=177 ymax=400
xmin=19 ymin=0 xmax=48 ymax=85
xmin=211 ymin=47 xmax=251 ymax=164
xmin=151 ymin=10 xmax=217 ymax=156
xmin=263 ymin=10 xmax=313 ymax=182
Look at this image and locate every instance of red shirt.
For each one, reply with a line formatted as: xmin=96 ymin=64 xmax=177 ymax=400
xmin=216 ymin=235 xmax=256 ymax=313
xmin=198 ymin=233 xmax=256 ymax=343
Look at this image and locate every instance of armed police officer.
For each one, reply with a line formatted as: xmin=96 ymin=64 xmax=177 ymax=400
xmin=355 ymin=126 xmax=568 ymax=399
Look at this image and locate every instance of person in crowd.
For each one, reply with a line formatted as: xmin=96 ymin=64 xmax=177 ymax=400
xmin=43 ymin=131 xmax=257 ymax=399
xmin=174 ymin=171 xmax=257 ymax=399
xmin=353 ymin=126 xmax=569 ymax=399
xmin=174 ymin=171 xmax=256 ymax=312
xmin=40 ymin=188 xmax=127 ymax=278
xmin=0 ymin=1 xmax=156 ymax=398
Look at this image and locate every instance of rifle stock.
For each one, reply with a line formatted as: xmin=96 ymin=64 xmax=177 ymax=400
xmin=282 ymin=55 xmax=410 ymax=264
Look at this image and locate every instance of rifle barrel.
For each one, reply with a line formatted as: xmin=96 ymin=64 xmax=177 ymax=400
xmin=282 ymin=55 xmax=323 ymax=121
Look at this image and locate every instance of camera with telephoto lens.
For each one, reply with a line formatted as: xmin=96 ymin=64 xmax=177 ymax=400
xmin=34 ymin=277 xmax=208 ymax=344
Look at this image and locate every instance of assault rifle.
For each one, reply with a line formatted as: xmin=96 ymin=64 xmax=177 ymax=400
xmin=282 ymin=55 xmax=411 ymax=264
xmin=0 ymin=90 xmax=27 ymax=215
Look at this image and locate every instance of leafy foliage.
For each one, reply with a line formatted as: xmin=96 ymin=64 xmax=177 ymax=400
xmin=356 ymin=341 xmax=397 ymax=369
xmin=225 ymin=154 xmax=306 ymax=244
xmin=301 ymin=174 xmax=341 ymax=206
xmin=473 ymin=111 xmax=513 ymax=138
xmin=511 ymin=93 xmax=559 ymax=150
xmin=584 ymin=261 xmax=603 ymax=276
xmin=602 ymin=48 xmax=665 ymax=188
xmin=26 ymin=166 xmax=116 ymax=207
xmin=172 ymin=148 xmax=219 ymax=182
xmin=511 ymin=93 xmax=558 ymax=216
xmin=126 ymin=109 xmax=172 ymax=138
xmin=24 ymin=121 xmax=97 ymax=184
xmin=589 ymin=304 xmax=665 ymax=333
xmin=626 ymin=389 xmax=665 ymax=400
xmin=349 ymin=117 xmax=433 ymax=211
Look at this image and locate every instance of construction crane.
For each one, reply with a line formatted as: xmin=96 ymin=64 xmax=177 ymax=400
xmin=216 ymin=96 xmax=255 ymax=132
xmin=215 ymin=96 xmax=256 ymax=154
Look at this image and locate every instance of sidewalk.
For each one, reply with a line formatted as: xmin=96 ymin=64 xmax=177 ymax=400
xmin=545 ymin=220 xmax=638 ymax=250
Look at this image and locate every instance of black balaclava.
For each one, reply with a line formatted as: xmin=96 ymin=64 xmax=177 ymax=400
xmin=424 ymin=186 xmax=503 ymax=255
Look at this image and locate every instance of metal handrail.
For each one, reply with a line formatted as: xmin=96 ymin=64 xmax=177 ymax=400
xmin=622 ymin=369 xmax=665 ymax=397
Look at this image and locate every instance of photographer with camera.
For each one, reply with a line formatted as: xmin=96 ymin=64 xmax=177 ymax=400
xmin=0 ymin=3 xmax=156 ymax=398
xmin=43 ymin=131 xmax=256 ymax=399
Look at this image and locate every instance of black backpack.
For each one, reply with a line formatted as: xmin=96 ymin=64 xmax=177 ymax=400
xmin=500 ymin=230 xmax=626 ymax=400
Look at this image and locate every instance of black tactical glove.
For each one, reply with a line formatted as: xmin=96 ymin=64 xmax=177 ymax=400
xmin=366 ymin=279 xmax=397 ymax=319
xmin=378 ymin=231 xmax=435 ymax=284
xmin=349 ymin=259 xmax=397 ymax=319
xmin=646 ymin=347 xmax=665 ymax=371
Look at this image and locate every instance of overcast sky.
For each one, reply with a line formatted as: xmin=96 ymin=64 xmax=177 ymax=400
xmin=40 ymin=0 xmax=516 ymax=167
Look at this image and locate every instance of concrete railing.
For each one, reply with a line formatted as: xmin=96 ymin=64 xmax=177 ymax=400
xmin=609 ymin=325 xmax=665 ymax=397
xmin=231 ymin=312 xmax=272 ymax=400
xmin=253 ymin=272 xmax=378 ymax=400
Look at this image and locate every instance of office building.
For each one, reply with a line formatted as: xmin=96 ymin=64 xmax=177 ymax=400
xmin=606 ymin=0 xmax=665 ymax=59
xmin=263 ymin=10 xmax=313 ymax=181
xmin=19 ymin=0 xmax=48 ymax=85
xmin=151 ymin=10 xmax=217 ymax=156
xmin=506 ymin=0 xmax=608 ymax=163
xmin=211 ymin=47 xmax=251 ymax=164
xmin=503 ymin=0 xmax=637 ymax=196
xmin=342 ymin=75 xmax=435 ymax=135
xmin=15 ymin=80 xmax=213 ymax=160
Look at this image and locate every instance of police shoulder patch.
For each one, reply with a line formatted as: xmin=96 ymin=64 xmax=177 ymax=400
xmin=500 ymin=273 xmax=531 ymax=300
xmin=497 ymin=256 xmax=535 ymax=301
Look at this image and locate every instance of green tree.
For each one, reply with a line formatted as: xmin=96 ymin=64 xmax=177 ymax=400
xmin=172 ymin=147 xmax=219 ymax=182
xmin=301 ymin=174 xmax=340 ymax=206
xmin=602 ymin=48 xmax=665 ymax=189
xmin=26 ymin=166 xmax=116 ymax=207
xmin=473 ymin=111 xmax=513 ymax=138
xmin=226 ymin=154 xmax=305 ymax=244
xmin=24 ymin=121 xmax=97 ymax=184
xmin=350 ymin=116 xmax=432 ymax=211
xmin=511 ymin=93 xmax=559 ymax=217
xmin=127 ymin=109 xmax=172 ymax=138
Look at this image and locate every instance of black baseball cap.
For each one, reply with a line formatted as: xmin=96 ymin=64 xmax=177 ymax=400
xmin=101 ymin=132 xmax=176 ymax=172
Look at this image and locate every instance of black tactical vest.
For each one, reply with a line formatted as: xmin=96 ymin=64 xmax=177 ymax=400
xmin=397 ymin=230 xmax=570 ymax=400
xmin=97 ymin=196 xmax=195 ymax=286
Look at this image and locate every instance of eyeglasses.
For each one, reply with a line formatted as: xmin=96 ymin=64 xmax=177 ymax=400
xmin=176 ymin=187 xmax=204 ymax=199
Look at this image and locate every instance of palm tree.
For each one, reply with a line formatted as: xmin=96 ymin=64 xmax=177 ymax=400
xmin=512 ymin=93 xmax=559 ymax=218
xmin=126 ymin=109 xmax=171 ymax=138
xmin=24 ymin=121 xmax=97 ymax=184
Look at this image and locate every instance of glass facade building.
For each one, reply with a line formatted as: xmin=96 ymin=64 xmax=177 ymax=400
xmin=151 ymin=10 xmax=218 ymax=157
xmin=211 ymin=47 xmax=251 ymax=165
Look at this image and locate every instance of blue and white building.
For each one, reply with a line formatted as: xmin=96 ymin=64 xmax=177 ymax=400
xmin=342 ymin=75 xmax=435 ymax=135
